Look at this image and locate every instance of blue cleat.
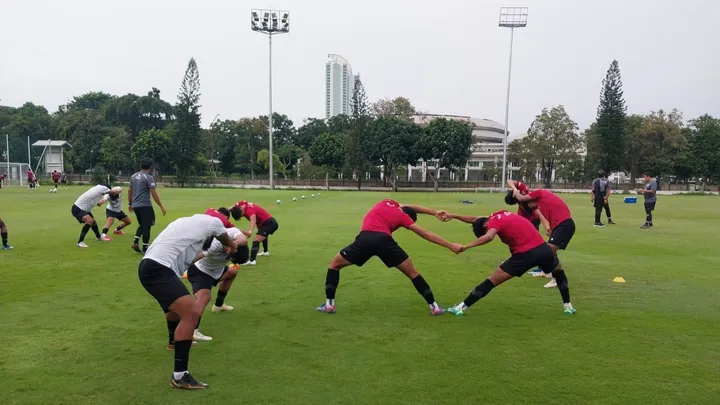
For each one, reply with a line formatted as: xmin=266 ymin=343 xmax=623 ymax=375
xmin=316 ymin=304 xmax=336 ymax=314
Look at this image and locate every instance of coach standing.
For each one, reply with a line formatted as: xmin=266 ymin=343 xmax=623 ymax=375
xmin=591 ymin=170 xmax=614 ymax=227
xmin=129 ymin=158 xmax=167 ymax=253
xmin=637 ymin=172 xmax=657 ymax=229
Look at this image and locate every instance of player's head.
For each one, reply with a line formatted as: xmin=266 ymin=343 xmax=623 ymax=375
xmin=401 ymin=206 xmax=417 ymax=223
xmin=643 ymin=172 xmax=652 ymax=181
xmin=140 ymin=158 xmax=153 ymax=171
xmin=217 ymin=207 xmax=230 ymax=219
xmin=472 ymin=217 xmax=489 ymax=238
xmin=504 ymin=190 xmax=518 ymax=205
xmin=229 ymin=203 xmax=245 ymax=220
xmin=598 ymin=169 xmax=605 ymax=178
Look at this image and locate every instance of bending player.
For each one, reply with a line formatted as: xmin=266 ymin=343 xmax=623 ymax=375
xmin=316 ymin=199 xmax=463 ymax=316
xmin=70 ymin=184 xmax=121 ymax=247
xmin=98 ymin=187 xmax=132 ymax=239
xmin=186 ymin=225 xmax=247 ymax=342
xmin=138 ymin=214 xmax=236 ymax=390
xmin=0 ymin=216 xmax=12 ymax=250
xmin=444 ymin=210 xmax=576 ymax=316
xmin=229 ymin=201 xmax=278 ymax=265
xmin=512 ymin=182 xmax=576 ymax=289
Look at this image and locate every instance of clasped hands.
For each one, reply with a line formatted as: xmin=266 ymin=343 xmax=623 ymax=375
xmin=433 ymin=210 xmax=468 ymax=255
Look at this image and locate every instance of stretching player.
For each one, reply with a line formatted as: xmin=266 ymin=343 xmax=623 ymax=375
xmin=98 ymin=188 xmax=132 ymax=238
xmin=187 ymin=226 xmax=247 ymax=342
xmin=138 ymin=214 xmax=236 ymax=390
xmin=129 ymin=158 xmax=166 ymax=254
xmin=71 ymin=185 xmax=121 ymax=247
xmin=444 ymin=210 xmax=575 ymax=316
xmin=316 ymin=199 xmax=462 ymax=315
xmin=512 ymin=184 xmax=576 ymax=289
xmin=229 ymin=201 xmax=278 ymax=266
xmin=0 ymin=217 xmax=12 ymax=250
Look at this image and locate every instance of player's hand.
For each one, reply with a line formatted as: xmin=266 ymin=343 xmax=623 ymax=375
xmin=242 ymin=229 xmax=252 ymax=237
xmin=545 ymin=228 xmax=551 ymax=237
xmin=160 ymin=207 xmax=167 ymax=216
xmin=435 ymin=210 xmax=451 ymax=222
xmin=449 ymin=243 xmax=465 ymax=254
xmin=128 ymin=206 xmax=134 ymax=212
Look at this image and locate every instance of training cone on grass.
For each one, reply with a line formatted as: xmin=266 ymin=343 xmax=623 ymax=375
xmin=613 ymin=277 xmax=626 ymax=283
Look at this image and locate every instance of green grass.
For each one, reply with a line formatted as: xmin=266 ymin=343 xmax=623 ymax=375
xmin=2 ymin=186 xmax=719 ymax=405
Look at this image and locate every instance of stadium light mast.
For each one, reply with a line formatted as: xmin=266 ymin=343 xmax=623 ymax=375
xmin=499 ymin=7 xmax=528 ymax=191
xmin=251 ymin=9 xmax=290 ymax=190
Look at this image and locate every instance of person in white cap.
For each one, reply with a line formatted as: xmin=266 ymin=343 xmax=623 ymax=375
xmin=97 ymin=186 xmax=132 ymax=239
xmin=70 ymin=184 xmax=121 ymax=247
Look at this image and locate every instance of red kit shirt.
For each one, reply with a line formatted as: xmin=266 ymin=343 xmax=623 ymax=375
xmin=527 ymin=189 xmax=572 ymax=230
xmin=361 ymin=199 xmax=415 ymax=235
xmin=236 ymin=202 xmax=271 ymax=226
xmin=204 ymin=208 xmax=234 ymax=228
xmin=517 ymin=206 xmax=538 ymax=222
xmin=52 ymin=172 xmax=61 ymax=181
xmin=513 ymin=181 xmax=530 ymax=195
xmin=487 ymin=210 xmax=545 ymax=254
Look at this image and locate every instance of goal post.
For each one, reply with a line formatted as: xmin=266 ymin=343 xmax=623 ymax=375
xmin=0 ymin=162 xmax=31 ymax=187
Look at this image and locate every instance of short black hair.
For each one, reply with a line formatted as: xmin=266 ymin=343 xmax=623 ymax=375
xmin=504 ymin=190 xmax=518 ymax=205
xmin=472 ymin=217 xmax=489 ymax=238
xmin=642 ymin=172 xmax=652 ymax=177
xmin=598 ymin=169 xmax=605 ymax=178
xmin=140 ymin=158 xmax=153 ymax=170
xmin=401 ymin=206 xmax=417 ymax=223
xmin=229 ymin=205 xmax=242 ymax=220
xmin=217 ymin=207 xmax=230 ymax=218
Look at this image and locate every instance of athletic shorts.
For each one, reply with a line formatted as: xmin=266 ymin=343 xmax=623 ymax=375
xmin=644 ymin=201 xmax=656 ymax=212
xmin=257 ymin=217 xmax=279 ymax=237
xmin=340 ymin=231 xmax=409 ymax=268
xmin=187 ymin=264 xmax=227 ymax=293
xmin=138 ymin=259 xmax=189 ymax=313
xmin=548 ymin=218 xmax=576 ymax=250
xmin=106 ymin=209 xmax=128 ymax=220
xmin=71 ymin=204 xmax=93 ymax=224
xmin=500 ymin=243 xmax=559 ymax=277
xmin=134 ymin=206 xmax=155 ymax=227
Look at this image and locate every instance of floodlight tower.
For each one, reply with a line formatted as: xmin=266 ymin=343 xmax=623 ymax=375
xmin=251 ymin=9 xmax=290 ymax=190
xmin=499 ymin=7 xmax=528 ymax=191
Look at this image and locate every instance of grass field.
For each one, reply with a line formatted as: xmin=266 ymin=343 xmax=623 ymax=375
xmin=2 ymin=186 xmax=719 ymax=405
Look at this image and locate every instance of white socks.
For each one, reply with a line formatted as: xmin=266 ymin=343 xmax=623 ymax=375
xmin=173 ymin=371 xmax=187 ymax=380
xmin=326 ymin=299 xmax=335 ymax=306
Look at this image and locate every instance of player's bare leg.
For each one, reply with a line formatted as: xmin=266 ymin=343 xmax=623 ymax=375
xmin=114 ymin=217 xmax=131 ymax=235
xmin=395 ymin=258 xmax=445 ymax=315
xmin=317 ymin=254 xmax=352 ymax=313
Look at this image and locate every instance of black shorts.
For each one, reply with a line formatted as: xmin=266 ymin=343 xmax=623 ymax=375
xmin=134 ymin=206 xmax=155 ymax=227
xmin=500 ymin=243 xmax=559 ymax=277
xmin=548 ymin=218 xmax=575 ymax=250
xmin=106 ymin=209 xmax=128 ymax=220
xmin=187 ymin=264 xmax=227 ymax=293
xmin=138 ymin=259 xmax=190 ymax=313
xmin=340 ymin=231 xmax=409 ymax=268
xmin=71 ymin=205 xmax=93 ymax=224
xmin=644 ymin=201 xmax=656 ymax=212
xmin=257 ymin=217 xmax=279 ymax=237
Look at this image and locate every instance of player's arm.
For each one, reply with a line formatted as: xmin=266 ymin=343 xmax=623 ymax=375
xmin=150 ymin=189 xmax=167 ymax=216
xmin=127 ymin=186 xmax=133 ymax=212
xmin=97 ymin=196 xmax=109 ymax=206
xmin=407 ymin=223 xmax=454 ymax=249
xmin=445 ymin=213 xmax=480 ymax=224
xmin=536 ymin=208 xmax=551 ymax=236
xmin=506 ymin=179 xmax=518 ymax=190
xmin=215 ymin=232 xmax=237 ymax=255
xmin=243 ymin=214 xmax=257 ymax=237
xmin=191 ymin=251 xmax=206 ymax=264
xmin=514 ymin=189 xmax=533 ymax=202
xmin=400 ymin=204 xmax=448 ymax=221
xmin=463 ymin=228 xmax=498 ymax=249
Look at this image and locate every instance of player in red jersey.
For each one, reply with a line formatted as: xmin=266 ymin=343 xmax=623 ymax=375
xmin=444 ymin=210 xmax=575 ymax=316
xmin=229 ymin=201 xmax=278 ymax=266
xmin=316 ymin=199 xmax=463 ymax=316
xmin=512 ymin=183 xmax=576 ymax=289
xmin=504 ymin=180 xmax=542 ymax=230
xmin=51 ymin=170 xmax=61 ymax=192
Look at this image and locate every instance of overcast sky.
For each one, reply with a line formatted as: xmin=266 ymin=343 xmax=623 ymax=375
xmin=1 ymin=0 xmax=718 ymax=136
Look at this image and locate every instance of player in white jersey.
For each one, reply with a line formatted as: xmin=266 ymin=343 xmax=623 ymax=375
xmin=186 ymin=227 xmax=248 ymax=342
xmin=138 ymin=214 xmax=235 ymax=390
xmin=97 ymin=187 xmax=132 ymax=239
xmin=70 ymin=184 xmax=121 ymax=247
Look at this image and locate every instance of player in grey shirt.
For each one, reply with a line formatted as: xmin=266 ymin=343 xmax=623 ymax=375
xmin=128 ymin=158 xmax=166 ymax=253
xmin=97 ymin=187 xmax=132 ymax=239
xmin=637 ymin=172 xmax=658 ymax=229
xmin=591 ymin=170 xmax=615 ymax=227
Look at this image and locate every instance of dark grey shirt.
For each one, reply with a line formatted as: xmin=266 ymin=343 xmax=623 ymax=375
xmin=592 ymin=177 xmax=610 ymax=198
xmin=643 ymin=179 xmax=657 ymax=203
xmin=130 ymin=171 xmax=156 ymax=208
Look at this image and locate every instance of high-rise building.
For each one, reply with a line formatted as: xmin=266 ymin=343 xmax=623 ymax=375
xmin=325 ymin=54 xmax=354 ymax=119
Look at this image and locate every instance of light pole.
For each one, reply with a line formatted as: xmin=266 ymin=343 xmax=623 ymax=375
xmin=499 ymin=7 xmax=528 ymax=191
xmin=251 ymin=9 xmax=290 ymax=190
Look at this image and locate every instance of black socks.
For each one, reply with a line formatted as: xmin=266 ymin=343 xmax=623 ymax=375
xmin=262 ymin=238 xmax=269 ymax=252
xmin=167 ymin=319 xmax=179 ymax=344
xmin=250 ymin=241 xmax=260 ymax=261
xmin=102 ymin=228 xmax=109 ymax=235
xmin=79 ymin=224 xmax=91 ymax=243
xmin=215 ymin=290 xmax=228 ymax=307
xmin=1 ymin=231 xmax=7 ymax=246
xmin=173 ymin=340 xmax=192 ymax=372
xmin=411 ymin=275 xmax=436 ymax=306
xmin=325 ymin=269 xmax=340 ymax=300
xmin=91 ymin=223 xmax=101 ymax=238
xmin=463 ymin=279 xmax=496 ymax=308
xmin=552 ymin=269 xmax=571 ymax=304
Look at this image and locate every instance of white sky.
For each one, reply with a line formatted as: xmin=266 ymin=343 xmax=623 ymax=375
xmin=1 ymin=0 xmax=718 ymax=135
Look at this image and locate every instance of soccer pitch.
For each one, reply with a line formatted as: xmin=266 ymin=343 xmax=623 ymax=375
xmin=2 ymin=187 xmax=719 ymax=405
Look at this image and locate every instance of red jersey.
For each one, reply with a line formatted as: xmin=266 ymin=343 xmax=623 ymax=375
xmin=27 ymin=170 xmax=34 ymax=180
xmin=517 ymin=205 xmax=538 ymax=222
xmin=204 ymin=208 xmax=234 ymax=228
xmin=513 ymin=181 xmax=530 ymax=195
xmin=52 ymin=172 xmax=61 ymax=181
xmin=236 ymin=202 xmax=271 ymax=226
xmin=527 ymin=189 xmax=572 ymax=230
xmin=487 ymin=210 xmax=545 ymax=254
xmin=361 ymin=199 xmax=414 ymax=235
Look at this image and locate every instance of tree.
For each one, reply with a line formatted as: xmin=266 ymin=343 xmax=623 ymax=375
xmin=257 ymin=149 xmax=286 ymax=178
xmin=688 ymin=114 xmax=720 ymax=183
xmin=308 ymin=132 xmax=346 ymax=174
xmin=634 ymin=109 xmax=686 ymax=179
xmin=525 ymin=105 xmax=583 ymax=188
xmin=347 ymin=76 xmax=372 ymax=190
xmin=173 ymin=58 xmax=202 ymax=186
xmin=100 ymin=127 xmax=133 ymax=174
xmin=131 ymin=128 xmax=172 ymax=173
xmin=63 ymin=92 xmax=115 ymax=112
xmin=104 ymin=88 xmax=174 ymax=139
xmin=327 ymin=114 xmax=352 ymax=135
xmin=508 ymin=137 xmax=536 ymax=182
xmin=260 ymin=113 xmax=295 ymax=146
xmin=363 ymin=116 xmax=421 ymax=191
xmin=351 ymin=75 xmax=370 ymax=118
xmin=295 ymin=118 xmax=327 ymax=150
xmin=277 ymin=144 xmax=304 ymax=177
xmin=234 ymin=117 xmax=267 ymax=178
xmin=592 ymin=60 xmax=627 ymax=174
xmin=623 ymin=114 xmax=647 ymax=186
xmin=371 ymin=97 xmax=416 ymax=119
xmin=414 ymin=118 xmax=473 ymax=191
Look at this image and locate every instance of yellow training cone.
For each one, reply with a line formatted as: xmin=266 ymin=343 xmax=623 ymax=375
xmin=613 ymin=277 xmax=626 ymax=283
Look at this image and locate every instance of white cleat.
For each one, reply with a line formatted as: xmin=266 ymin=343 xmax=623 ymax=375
xmin=77 ymin=242 xmax=89 ymax=248
xmin=212 ymin=304 xmax=234 ymax=313
xmin=544 ymin=279 xmax=557 ymax=288
xmin=258 ymin=251 xmax=270 ymax=257
xmin=244 ymin=260 xmax=256 ymax=266
xmin=99 ymin=235 xmax=112 ymax=242
xmin=193 ymin=329 xmax=213 ymax=341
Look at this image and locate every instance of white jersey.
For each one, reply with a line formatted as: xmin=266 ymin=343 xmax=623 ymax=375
xmin=105 ymin=195 xmax=123 ymax=212
xmin=144 ymin=214 xmax=228 ymax=278
xmin=74 ymin=185 xmax=110 ymax=212
xmin=194 ymin=227 xmax=241 ymax=279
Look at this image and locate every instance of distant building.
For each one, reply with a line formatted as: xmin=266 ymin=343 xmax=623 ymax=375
xmin=325 ymin=54 xmax=354 ymax=119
